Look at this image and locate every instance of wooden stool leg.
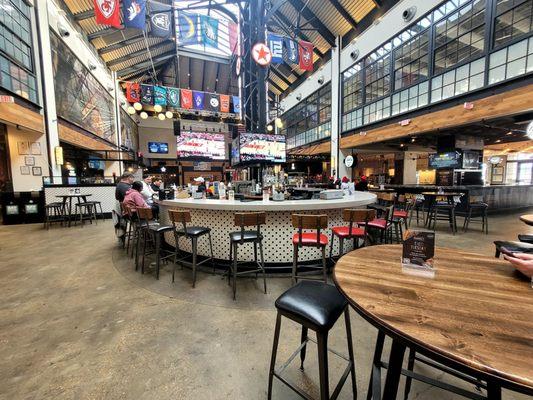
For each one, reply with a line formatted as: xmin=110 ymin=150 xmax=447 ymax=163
xmin=316 ymin=331 xmax=330 ymax=400
xmin=267 ymin=313 xmax=282 ymax=400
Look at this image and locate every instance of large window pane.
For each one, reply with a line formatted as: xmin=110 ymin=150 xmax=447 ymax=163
xmin=342 ymin=62 xmax=363 ymax=114
xmin=494 ymin=0 xmax=533 ymax=47
xmin=394 ymin=29 xmax=430 ymax=90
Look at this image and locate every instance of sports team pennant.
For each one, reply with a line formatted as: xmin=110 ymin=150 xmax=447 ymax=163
xmin=200 ymin=15 xmax=219 ymax=48
xmin=232 ymin=96 xmax=241 ymax=114
xmin=181 ymin=89 xmax=193 ymax=109
xmin=298 ymin=40 xmax=314 ymax=71
xmin=177 ymin=12 xmax=199 ymax=46
xmin=284 ymin=37 xmax=299 ymax=64
xmin=149 ymin=0 xmax=172 ymax=38
xmin=123 ymin=0 xmax=147 ymax=30
xmin=154 ymin=86 xmax=167 ymax=106
xmin=267 ymin=33 xmax=284 ymax=63
xmin=166 ymin=87 xmax=180 ymax=107
xmin=126 ymin=82 xmax=140 ymax=103
xmin=220 ymin=94 xmax=230 ymax=113
xmin=228 ymin=22 xmax=239 ymax=55
xmin=94 ymin=0 xmax=121 ymax=28
xmin=140 ymin=84 xmax=154 ymax=105
xmin=206 ymin=93 xmax=220 ymax=112
xmin=192 ymin=91 xmax=205 ymax=110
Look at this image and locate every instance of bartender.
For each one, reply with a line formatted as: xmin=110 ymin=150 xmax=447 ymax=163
xmin=194 ymin=176 xmax=206 ymax=193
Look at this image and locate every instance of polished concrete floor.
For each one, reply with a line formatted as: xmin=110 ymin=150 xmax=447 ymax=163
xmin=0 ymin=210 xmax=532 ymax=399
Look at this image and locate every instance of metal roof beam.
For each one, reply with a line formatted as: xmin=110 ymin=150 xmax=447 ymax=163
xmin=98 ymin=34 xmax=146 ymax=55
xmin=286 ymin=0 xmax=336 ymax=46
xmin=117 ymin=50 xmax=176 ymax=77
xmin=270 ymin=67 xmax=291 ymax=87
xmin=328 ymin=0 xmax=358 ymax=30
xmin=74 ymin=9 xmax=94 ymax=21
xmin=272 ymin=13 xmax=324 ymax=58
xmin=268 ymin=79 xmax=284 ymax=94
xmin=88 ymin=28 xmax=114 ymax=41
xmin=107 ymin=41 xmax=173 ymax=68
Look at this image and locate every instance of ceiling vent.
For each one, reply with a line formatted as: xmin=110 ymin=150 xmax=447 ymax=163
xmin=402 ymin=7 xmax=417 ymax=22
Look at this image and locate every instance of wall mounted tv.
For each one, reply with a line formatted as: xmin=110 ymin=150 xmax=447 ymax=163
xmin=148 ymin=142 xmax=169 ymax=154
xmin=177 ymin=132 xmax=226 ymax=160
xmin=429 ymin=152 xmax=462 ymax=169
xmin=239 ymin=133 xmax=286 ymax=163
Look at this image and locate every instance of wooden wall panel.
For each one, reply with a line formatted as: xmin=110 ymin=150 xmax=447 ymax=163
xmin=58 ymin=122 xmax=114 ymax=151
xmin=340 ymin=84 xmax=533 ymax=149
xmin=0 ymin=102 xmax=44 ymax=133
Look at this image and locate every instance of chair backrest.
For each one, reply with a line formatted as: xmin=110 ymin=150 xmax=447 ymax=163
xmin=136 ymin=207 xmax=153 ymax=222
xmin=381 ymin=192 xmax=396 ymax=203
xmin=342 ymin=208 xmax=376 ymax=224
xmin=234 ymin=212 xmax=266 ymax=227
xmin=291 ymin=214 xmax=328 ymax=247
xmin=168 ymin=209 xmax=191 ymax=236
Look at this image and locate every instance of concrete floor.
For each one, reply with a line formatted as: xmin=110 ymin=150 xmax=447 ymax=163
xmin=0 ymin=210 xmax=532 ymax=400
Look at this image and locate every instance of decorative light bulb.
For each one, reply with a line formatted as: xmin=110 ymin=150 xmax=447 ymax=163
xmin=154 ymin=104 xmax=163 ymax=113
xmin=165 ymin=111 xmax=173 ymax=119
xmin=266 ymin=124 xmax=273 ymax=131
xmin=158 ymin=113 xmax=165 ymax=121
xmin=127 ymin=106 xmax=136 ymax=114
xmin=275 ymin=117 xmax=283 ymax=128
xmin=140 ymin=111 xmax=148 ymax=119
xmin=133 ymin=102 xmax=142 ymax=111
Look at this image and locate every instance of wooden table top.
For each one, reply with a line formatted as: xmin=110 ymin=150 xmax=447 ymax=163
xmin=334 ymin=245 xmax=533 ymax=392
xmin=421 ymin=191 xmax=463 ymax=196
xmin=520 ymin=214 xmax=533 ymax=226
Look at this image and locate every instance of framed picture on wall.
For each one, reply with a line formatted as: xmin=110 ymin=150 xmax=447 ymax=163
xmin=20 ymin=166 xmax=30 ymax=175
xmin=17 ymin=141 xmax=29 ymax=155
xmin=24 ymin=156 xmax=35 ymax=166
xmin=32 ymin=166 xmax=42 ymax=176
xmin=30 ymin=142 xmax=42 ymax=155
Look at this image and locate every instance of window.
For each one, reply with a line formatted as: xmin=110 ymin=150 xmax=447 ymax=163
xmin=431 ymin=58 xmax=485 ymax=102
xmin=434 ymin=0 xmax=486 ymax=74
xmin=365 ymin=43 xmax=392 ymax=102
xmin=342 ymin=62 xmax=363 ymax=114
xmin=494 ymin=0 xmax=533 ymax=47
xmin=488 ymin=36 xmax=533 ymax=83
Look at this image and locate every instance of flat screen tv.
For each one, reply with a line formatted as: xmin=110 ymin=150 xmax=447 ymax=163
xmin=239 ymin=133 xmax=286 ymax=163
xmin=429 ymin=152 xmax=462 ymax=169
xmin=462 ymin=150 xmax=482 ymax=169
xmin=177 ymin=132 xmax=226 ymax=160
xmin=148 ymin=141 xmax=169 ymax=154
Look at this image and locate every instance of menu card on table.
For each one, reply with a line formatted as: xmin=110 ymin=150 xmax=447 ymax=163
xmin=401 ymin=229 xmax=436 ymax=277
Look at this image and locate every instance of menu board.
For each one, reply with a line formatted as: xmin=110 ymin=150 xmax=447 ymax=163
xmin=402 ymin=229 xmax=435 ymax=273
xmin=177 ymin=132 xmax=226 ymax=160
xmin=429 ymin=152 xmax=462 ymax=169
xmin=239 ymin=133 xmax=286 ymax=163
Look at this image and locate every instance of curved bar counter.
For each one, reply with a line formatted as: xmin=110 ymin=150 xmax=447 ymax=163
xmin=158 ymin=192 xmax=377 ymax=266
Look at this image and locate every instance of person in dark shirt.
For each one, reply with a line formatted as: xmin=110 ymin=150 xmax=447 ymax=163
xmin=151 ymin=178 xmax=162 ymax=192
xmin=354 ymin=175 xmax=369 ymax=191
xmin=115 ymin=172 xmax=134 ymax=202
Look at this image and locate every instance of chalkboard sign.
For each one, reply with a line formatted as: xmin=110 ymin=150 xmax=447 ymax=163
xmin=429 ymin=152 xmax=462 ymax=169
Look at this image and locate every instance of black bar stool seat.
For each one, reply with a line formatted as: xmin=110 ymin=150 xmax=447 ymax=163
xmin=176 ymin=226 xmax=211 ymax=237
xmin=494 ymin=240 xmax=533 ymax=257
xmin=518 ymin=234 xmax=533 ymax=244
xmin=230 ymin=230 xmax=262 ymax=242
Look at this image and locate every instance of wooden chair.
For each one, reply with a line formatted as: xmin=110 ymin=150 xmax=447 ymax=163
xmin=330 ymin=209 xmax=376 ymax=260
xmin=291 ymin=214 xmax=329 ymax=285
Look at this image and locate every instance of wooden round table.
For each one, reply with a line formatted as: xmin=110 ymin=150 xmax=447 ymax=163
xmin=519 ymin=214 xmax=533 ymax=226
xmin=334 ymin=245 xmax=533 ymax=399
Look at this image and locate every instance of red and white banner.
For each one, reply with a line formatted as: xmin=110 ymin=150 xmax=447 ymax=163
xmin=181 ymin=89 xmax=193 ymax=109
xmin=94 ymin=0 xmax=121 ymax=28
xmin=298 ymin=40 xmax=314 ymax=71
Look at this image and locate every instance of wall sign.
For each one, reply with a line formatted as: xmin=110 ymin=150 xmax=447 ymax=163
xmin=344 ymin=155 xmax=354 ymax=168
xmin=252 ymin=43 xmax=272 ymax=66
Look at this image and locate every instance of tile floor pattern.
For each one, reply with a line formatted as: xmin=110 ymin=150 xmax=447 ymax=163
xmin=0 ymin=210 xmax=532 ymax=399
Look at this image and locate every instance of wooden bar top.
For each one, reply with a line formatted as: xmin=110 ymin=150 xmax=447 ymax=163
xmin=334 ymin=245 xmax=533 ymax=393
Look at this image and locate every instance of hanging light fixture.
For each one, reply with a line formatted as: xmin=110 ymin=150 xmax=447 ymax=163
xmin=127 ymin=106 xmax=136 ymax=114
xmin=165 ymin=111 xmax=173 ymax=119
xmin=140 ymin=111 xmax=148 ymax=119
xmin=266 ymin=124 xmax=273 ymax=131
xmin=158 ymin=113 xmax=166 ymax=121
xmin=275 ymin=117 xmax=283 ymax=128
xmin=133 ymin=102 xmax=142 ymax=111
xmin=154 ymin=104 xmax=163 ymax=113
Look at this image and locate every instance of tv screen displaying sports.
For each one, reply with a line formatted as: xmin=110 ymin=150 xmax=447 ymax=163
xmin=239 ymin=133 xmax=286 ymax=163
xmin=429 ymin=152 xmax=462 ymax=169
xmin=177 ymin=132 xmax=226 ymax=160
xmin=148 ymin=142 xmax=169 ymax=154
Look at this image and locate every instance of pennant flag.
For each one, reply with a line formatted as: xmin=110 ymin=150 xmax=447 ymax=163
xmin=232 ymin=96 xmax=241 ymax=114
xmin=181 ymin=89 xmax=193 ymax=109
xmin=206 ymin=93 xmax=220 ymax=112
xmin=229 ymin=22 xmax=239 ymax=55
xmin=192 ymin=91 xmax=205 ymax=110
xmin=123 ymin=0 xmax=147 ymax=30
xmin=177 ymin=12 xmax=199 ymax=46
xmin=284 ymin=37 xmax=299 ymax=64
xmin=167 ymin=87 xmax=180 ymax=107
xmin=149 ymin=0 xmax=172 ymax=38
xmin=154 ymin=86 xmax=167 ymax=106
xmin=298 ymin=40 xmax=314 ymax=71
xmin=140 ymin=84 xmax=154 ymax=105
xmin=220 ymin=94 xmax=230 ymax=113
xmin=268 ymin=33 xmax=284 ymax=63
xmin=126 ymin=82 xmax=140 ymax=103
xmin=94 ymin=0 xmax=121 ymax=28
xmin=200 ymin=15 xmax=219 ymax=48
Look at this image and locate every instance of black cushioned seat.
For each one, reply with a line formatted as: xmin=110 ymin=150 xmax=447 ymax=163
xmin=494 ymin=240 xmax=533 ymax=257
xmin=275 ymin=281 xmax=348 ymax=332
xmin=148 ymin=224 xmax=174 ymax=233
xmin=175 ymin=226 xmax=211 ymax=237
xmin=229 ymin=230 xmax=262 ymax=242
xmin=518 ymin=234 xmax=533 ymax=244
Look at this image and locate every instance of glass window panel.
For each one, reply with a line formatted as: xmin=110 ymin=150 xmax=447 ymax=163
xmin=508 ymin=39 xmax=528 ymax=60
xmin=507 ymin=57 xmax=527 ymax=76
xmin=527 ymin=54 xmax=533 ymax=71
xmin=490 ymin=48 xmax=507 ymax=67
xmin=432 ymin=88 xmax=442 ymax=102
xmin=469 ymin=72 xmax=484 ymax=89
xmin=489 ymin=64 xmax=506 ymax=83
xmin=442 ymin=84 xmax=455 ymax=98
xmin=456 ymin=78 xmax=470 ymax=94
xmin=494 ymin=0 xmax=533 ymax=47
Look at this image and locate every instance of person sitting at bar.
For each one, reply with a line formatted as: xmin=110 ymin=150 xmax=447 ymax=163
xmin=151 ymin=178 xmax=162 ymax=192
xmin=123 ymin=181 xmax=149 ymax=215
xmin=355 ymin=175 xmax=369 ymax=191
xmin=141 ymin=175 xmax=159 ymax=219
xmin=504 ymin=253 xmax=533 ymax=279
xmin=115 ymin=172 xmax=134 ymax=203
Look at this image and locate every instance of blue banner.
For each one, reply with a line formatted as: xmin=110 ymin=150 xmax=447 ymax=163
xmin=149 ymin=0 xmax=172 ymax=38
xmin=154 ymin=86 xmax=167 ymax=106
xmin=192 ymin=91 xmax=204 ymax=110
xmin=284 ymin=37 xmax=299 ymax=64
xmin=200 ymin=15 xmax=219 ymax=48
xmin=268 ymin=33 xmax=284 ymax=63
xmin=123 ymin=0 xmax=147 ymax=30
xmin=166 ymin=87 xmax=180 ymax=107
xmin=178 ymin=12 xmax=199 ymax=46
xmin=232 ymin=96 xmax=241 ymax=114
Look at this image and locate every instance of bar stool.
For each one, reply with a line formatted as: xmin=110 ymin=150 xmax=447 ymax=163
xmin=267 ymin=280 xmax=357 ymax=400
xmin=361 ymin=205 xmax=397 ymax=244
xmin=44 ymin=202 xmax=65 ymax=229
xmin=169 ymin=209 xmax=214 ymax=288
xmin=462 ymin=196 xmax=488 ymax=234
xmin=329 ymin=208 xmax=375 ymax=260
xmin=427 ymin=196 xmax=458 ymax=234
xmin=518 ymin=234 xmax=533 ymax=244
xmin=291 ymin=214 xmax=328 ymax=285
xmin=84 ymin=200 xmax=104 ymax=221
xmin=74 ymin=202 xmax=97 ymax=226
xmin=136 ymin=207 xmax=173 ymax=279
xmin=228 ymin=212 xmax=267 ymax=300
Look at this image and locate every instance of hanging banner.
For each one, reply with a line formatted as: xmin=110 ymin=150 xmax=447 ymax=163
xmin=123 ymin=0 xmax=147 ymax=30
xmin=94 ymin=0 xmax=122 ymax=28
xmin=154 ymin=86 xmax=167 ymax=106
xmin=284 ymin=37 xmax=299 ymax=64
xmin=228 ymin=22 xmax=239 ymax=55
xmin=298 ymin=40 xmax=314 ymax=71
xmin=126 ymin=82 xmax=140 ymax=103
xmin=192 ymin=91 xmax=205 ymax=110
xmin=200 ymin=15 xmax=219 ymax=48
xmin=220 ymin=94 xmax=230 ymax=113
xmin=149 ymin=0 xmax=172 ymax=38
xmin=140 ymin=84 xmax=154 ymax=105
xmin=177 ymin=12 xmax=199 ymax=46
xmin=167 ymin=87 xmax=180 ymax=107
xmin=181 ymin=89 xmax=193 ymax=109
xmin=267 ymin=33 xmax=284 ymax=63
xmin=232 ymin=96 xmax=241 ymax=114
xmin=206 ymin=93 xmax=220 ymax=112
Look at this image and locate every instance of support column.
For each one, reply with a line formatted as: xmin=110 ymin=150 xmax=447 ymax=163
xmin=330 ymin=36 xmax=344 ymax=179
xmin=403 ymin=152 xmax=419 ymax=185
xmin=35 ymin=0 xmax=61 ymax=181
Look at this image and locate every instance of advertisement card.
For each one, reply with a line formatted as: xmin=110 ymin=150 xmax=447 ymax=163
xmin=402 ymin=229 xmax=435 ymax=277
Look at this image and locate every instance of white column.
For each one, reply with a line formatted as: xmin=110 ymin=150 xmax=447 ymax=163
xmin=113 ymin=71 xmax=124 ymax=176
xmin=35 ymin=0 xmax=61 ymax=181
xmin=330 ymin=36 xmax=346 ymax=179
xmin=403 ymin=152 xmax=419 ymax=184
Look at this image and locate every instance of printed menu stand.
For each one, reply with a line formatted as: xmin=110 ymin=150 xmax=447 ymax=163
xmin=401 ymin=229 xmax=436 ymax=277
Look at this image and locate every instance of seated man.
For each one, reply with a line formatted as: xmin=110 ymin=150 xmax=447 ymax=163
xmin=123 ymin=181 xmax=149 ymax=215
xmin=151 ymin=177 xmax=163 ymax=192
xmin=141 ymin=175 xmax=159 ymax=219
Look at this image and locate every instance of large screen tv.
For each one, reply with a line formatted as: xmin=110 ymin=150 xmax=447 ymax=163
xmin=239 ymin=133 xmax=286 ymax=163
xmin=429 ymin=152 xmax=462 ymax=169
xmin=177 ymin=132 xmax=226 ymax=160
xmin=148 ymin=141 xmax=169 ymax=154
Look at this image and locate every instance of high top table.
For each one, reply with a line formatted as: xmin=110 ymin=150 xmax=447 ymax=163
xmin=334 ymin=245 xmax=533 ymax=399
xmin=56 ymin=193 xmax=92 ymax=227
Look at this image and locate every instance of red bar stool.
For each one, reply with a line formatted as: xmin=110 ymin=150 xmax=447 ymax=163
xmin=329 ymin=208 xmax=376 ymax=260
xmin=291 ymin=214 xmax=328 ymax=285
xmin=361 ymin=205 xmax=397 ymax=243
